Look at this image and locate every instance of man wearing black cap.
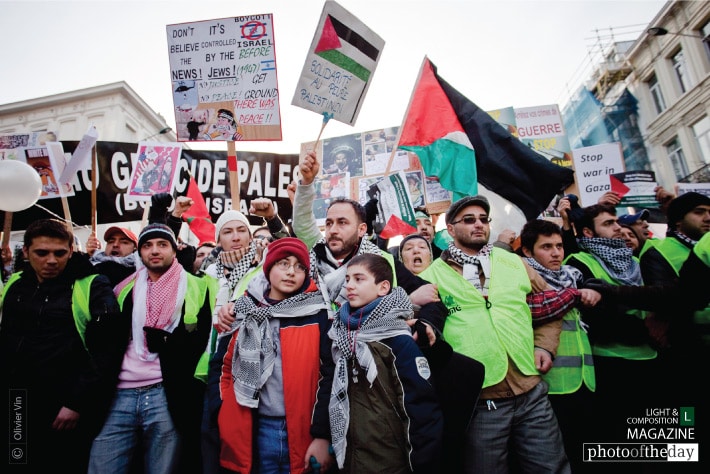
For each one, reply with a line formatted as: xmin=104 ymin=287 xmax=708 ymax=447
xmin=419 ymin=195 xmax=570 ymax=473
xmin=88 ymin=223 xmax=212 ymax=474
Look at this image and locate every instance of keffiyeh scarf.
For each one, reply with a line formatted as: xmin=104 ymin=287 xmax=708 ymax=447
xmin=523 ymin=257 xmax=583 ymax=290
xmin=309 ymin=236 xmax=384 ymax=315
xmin=230 ymin=273 xmax=328 ymax=408
xmin=115 ymin=257 xmax=187 ymax=361
xmin=328 ymin=286 xmax=414 ymax=468
xmin=446 ymin=242 xmax=493 ymax=296
xmin=577 ymin=236 xmax=643 ymax=286
xmin=215 ymin=241 xmax=258 ymax=294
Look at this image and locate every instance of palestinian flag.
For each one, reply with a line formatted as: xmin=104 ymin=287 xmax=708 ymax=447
xmin=399 ymin=57 xmax=575 ymax=221
xmin=182 ymin=175 xmax=216 ymax=245
xmin=314 ymin=13 xmax=380 ymax=83
xmin=398 ymin=58 xmax=478 ymax=202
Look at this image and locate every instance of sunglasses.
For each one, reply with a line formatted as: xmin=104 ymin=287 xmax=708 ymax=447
xmin=450 ymin=215 xmax=492 ymax=225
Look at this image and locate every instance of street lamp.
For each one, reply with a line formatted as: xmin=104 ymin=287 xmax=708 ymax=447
xmin=647 ymin=27 xmax=703 ymax=39
xmin=141 ymin=126 xmax=173 ymax=141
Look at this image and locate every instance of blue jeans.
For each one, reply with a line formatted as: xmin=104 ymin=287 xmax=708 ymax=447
xmin=255 ymin=415 xmax=291 ymax=474
xmin=466 ymin=381 xmax=570 ymax=474
xmin=88 ymin=383 xmax=180 ymax=474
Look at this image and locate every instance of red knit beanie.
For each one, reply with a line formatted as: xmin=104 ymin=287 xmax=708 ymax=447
xmin=263 ymin=237 xmax=310 ymax=276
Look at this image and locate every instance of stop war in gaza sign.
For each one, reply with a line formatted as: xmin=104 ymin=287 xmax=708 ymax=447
xmin=166 ymin=14 xmax=282 ymax=143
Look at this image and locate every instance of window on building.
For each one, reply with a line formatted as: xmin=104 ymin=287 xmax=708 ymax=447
xmin=666 ymin=137 xmax=690 ymax=180
xmin=692 ymin=116 xmax=710 ymax=166
xmin=702 ymin=20 xmax=710 ymax=61
xmin=671 ymin=48 xmax=692 ymax=94
xmin=647 ymin=74 xmax=666 ymax=114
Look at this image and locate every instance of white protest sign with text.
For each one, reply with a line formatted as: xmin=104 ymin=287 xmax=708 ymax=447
xmin=167 ymin=14 xmax=282 ymax=142
xmin=292 ymin=0 xmax=384 ymax=125
xmin=571 ymin=142 xmax=625 ymax=206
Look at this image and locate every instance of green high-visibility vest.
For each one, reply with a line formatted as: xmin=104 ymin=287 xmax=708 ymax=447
xmin=542 ymin=307 xmax=595 ymax=394
xmin=652 ymin=236 xmax=710 ymax=346
xmin=1 ymin=271 xmax=97 ymax=350
xmin=565 ymin=252 xmax=656 ymax=360
xmin=420 ymin=249 xmax=537 ymax=388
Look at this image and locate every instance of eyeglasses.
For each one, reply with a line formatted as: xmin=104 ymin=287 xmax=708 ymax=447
xmin=254 ymin=235 xmax=274 ymax=243
xmin=450 ymin=215 xmax=492 ymax=225
xmin=274 ymin=260 xmax=308 ymax=274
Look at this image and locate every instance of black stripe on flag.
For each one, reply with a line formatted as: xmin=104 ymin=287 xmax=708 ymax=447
xmin=328 ymin=15 xmax=380 ymax=62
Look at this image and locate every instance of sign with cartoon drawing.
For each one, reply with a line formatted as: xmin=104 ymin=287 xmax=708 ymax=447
xmin=127 ymin=143 xmax=182 ymax=200
xmin=166 ymin=14 xmax=282 ymax=142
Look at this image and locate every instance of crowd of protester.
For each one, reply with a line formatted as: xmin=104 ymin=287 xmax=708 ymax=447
xmin=2 ymin=148 xmax=709 ymax=474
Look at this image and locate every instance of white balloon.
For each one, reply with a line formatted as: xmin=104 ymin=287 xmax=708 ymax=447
xmin=0 ymin=160 xmax=43 ymax=212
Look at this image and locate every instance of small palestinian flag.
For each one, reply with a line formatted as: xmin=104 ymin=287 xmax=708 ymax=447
xmin=292 ymin=1 xmax=384 ymax=125
xmin=314 ymin=13 xmax=380 ymax=83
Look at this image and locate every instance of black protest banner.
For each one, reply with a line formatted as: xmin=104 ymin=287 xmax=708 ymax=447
xmin=2 ymin=141 xmax=299 ymax=231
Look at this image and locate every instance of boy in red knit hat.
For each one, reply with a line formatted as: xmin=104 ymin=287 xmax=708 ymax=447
xmin=217 ymin=237 xmax=335 ymax=473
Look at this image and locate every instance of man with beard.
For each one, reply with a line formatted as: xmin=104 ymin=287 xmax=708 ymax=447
xmin=419 ymin=196 xmax=570 ymax=473
xmin=564 ymin=204 xmax=656 ymax=444
xmin=89 ymin=224 xmax=212 ymax=474
xmin=292 ymin=151 xmax=444 ymax=329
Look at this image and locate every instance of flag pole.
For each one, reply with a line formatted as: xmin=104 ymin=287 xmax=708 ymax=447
xmin=2 ymin=212 xmax=12 ymax=250
xmin=384 ymin=56 xmax=429 ymax=177
xmin=90 ymin=145 xmax=98 ymax=235
xmin=227 ymin=140 xmax=240 ymax=210
xmin=313 ymin=112 xmax=333 ymax=151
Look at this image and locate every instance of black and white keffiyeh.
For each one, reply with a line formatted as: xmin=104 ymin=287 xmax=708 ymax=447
xmin=229 ymin=272 xmax=328 ymax=408
xmin=577 ymin=236 xmax=643 ymax=286
xmin=328 ymin=286 xmax=414 ymax=468
xmin=215 ymin=240 xmax=258 ymax=293
xmin=523 ymin=257 xmax=583 ymax=290
xmin=446 ymin=242 xmax=493 ymax=296
xmin=309 ymin=236 xmax=384 ymax=315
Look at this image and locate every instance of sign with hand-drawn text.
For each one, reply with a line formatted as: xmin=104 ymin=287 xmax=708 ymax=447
xmin=571 ymin=142 xmax=625 ymax=207
xmin=292 ymin=0 xmax=384 ymax=125
xmin=167 ymin=14 xmax=282 ymax=142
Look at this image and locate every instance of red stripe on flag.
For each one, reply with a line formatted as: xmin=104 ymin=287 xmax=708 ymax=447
xmin=380 ymin=214 xmax=417 ymax=240
xmin=183 ymin=176 xmax=216 ymax=244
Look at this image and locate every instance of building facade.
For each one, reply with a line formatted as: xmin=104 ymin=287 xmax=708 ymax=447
xmin=564 ymin=0 xmax=710 ymax=191
xmin=0 ymin=81 xmax=175 ymax=143
xmin=626 ymin=0 xmax=710 ymax=188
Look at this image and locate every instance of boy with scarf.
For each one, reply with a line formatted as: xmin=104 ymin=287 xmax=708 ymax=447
xmin=327 ymin=253 xmax=443 ymax=474
xmin=217 ymin=237 xmax=335 ymax=473
xmin=520 ymin=219 xmax=601 ymax=473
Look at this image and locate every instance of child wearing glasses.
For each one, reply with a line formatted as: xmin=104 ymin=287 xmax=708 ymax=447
xmin=217 ymin=237 xmax=336 ymax=473
xmin=325 ymin=253 xmax=443 ymax=473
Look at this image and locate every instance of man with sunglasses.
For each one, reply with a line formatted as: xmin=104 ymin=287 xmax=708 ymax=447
xmin=419 ymin=195 xmax=570 ymax=473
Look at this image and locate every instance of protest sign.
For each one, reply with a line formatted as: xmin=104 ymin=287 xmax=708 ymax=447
xmin=127 ymin=143 xmax=182 ymax=201
xmin=571 ymin=142 xmax=626 ymax=206
xmin=167 ymin=14 xmax=282 ymax=142
xmin=292 ymin=0 xmax=384 ymax=125
xmin=610 ymin=170 xmax=658 ymax=208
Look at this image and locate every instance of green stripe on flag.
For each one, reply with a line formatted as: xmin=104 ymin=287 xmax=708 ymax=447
xmin=400 ymin=138 xmax=478 ymax=201
xmin=317 ymin=50 xmax=371 ymax=82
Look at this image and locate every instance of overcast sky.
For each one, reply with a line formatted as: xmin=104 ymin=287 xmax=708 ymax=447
xmin=1 ymin=0 xmax=667 ymax=154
